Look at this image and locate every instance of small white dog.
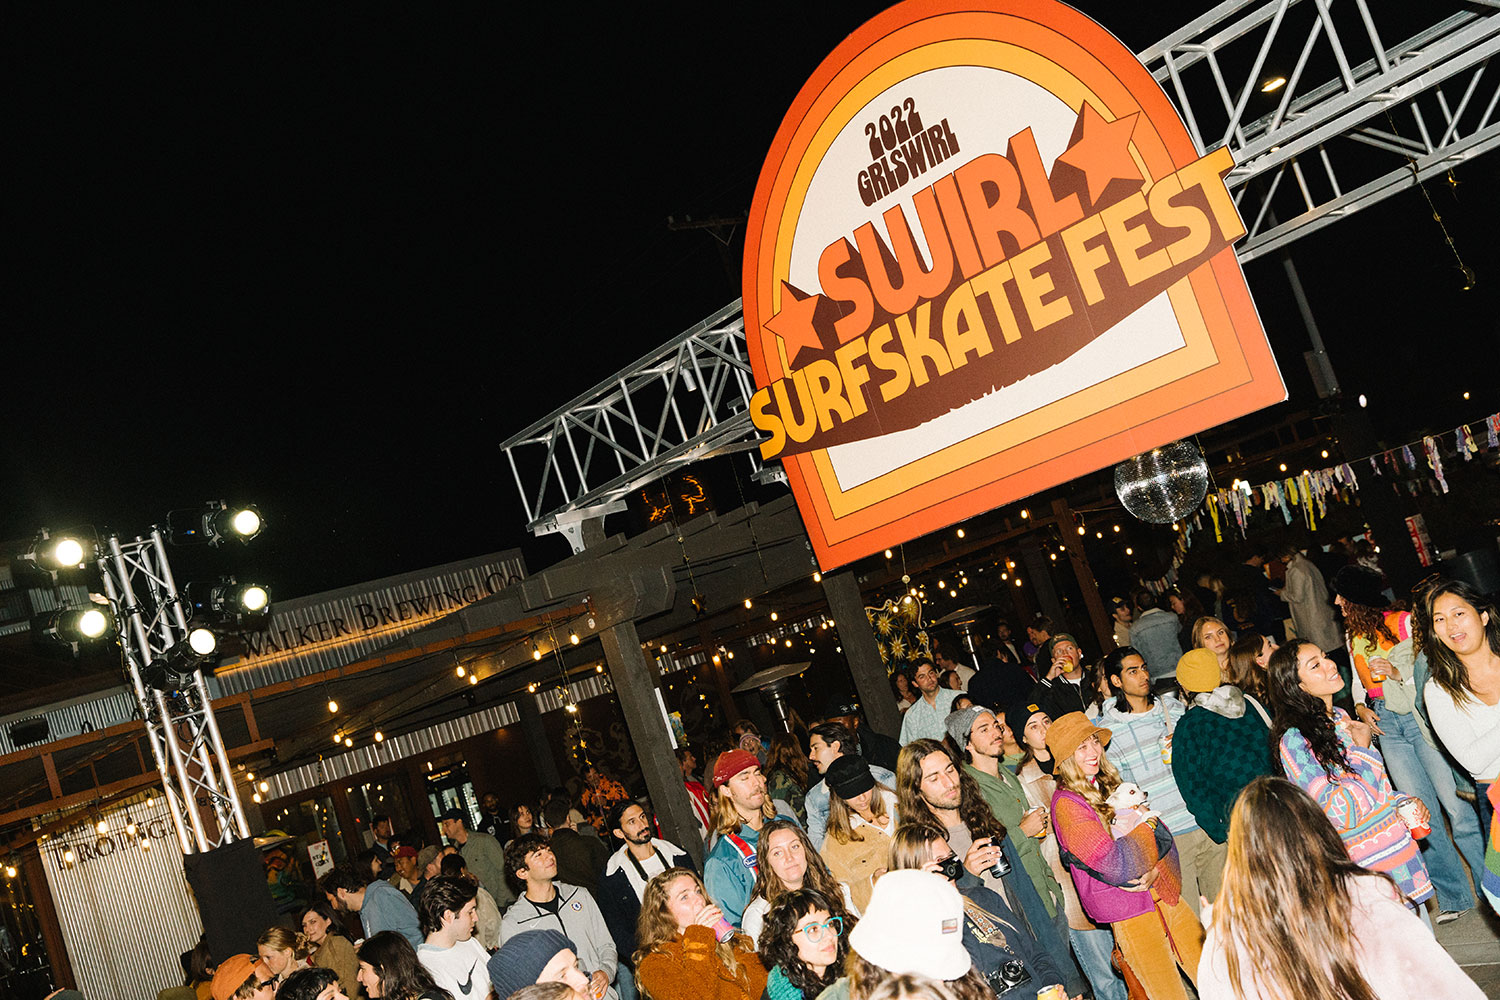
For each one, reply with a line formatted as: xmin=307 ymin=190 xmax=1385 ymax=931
xmin=1106 ymin=782 xmax=1159 ymax=838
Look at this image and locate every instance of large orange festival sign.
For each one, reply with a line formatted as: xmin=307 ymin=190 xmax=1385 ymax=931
xmin=744 ymin=0 xmax=1286 ymax=571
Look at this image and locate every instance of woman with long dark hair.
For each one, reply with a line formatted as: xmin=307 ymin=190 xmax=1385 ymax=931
xmin=1422 ymin=579 xmax=1500 ymax=832
xmin=757 ymin=887 xmax=850 ymax=999
xmin=1267 ymin=639 xmax=1434 ymax=912
xmin=764 ymin=734 xmax=811 ymax=825
xmin=1332 ymin=566 xmax=1484 ymax=919
xmin=300 ymin=900 xmax=358 ymax=999
xmin=634 ymin=867 xmax=767 ymax=1000
xmin=1198 ymin=776 xmax=1482 ymax=999
xmin=1223 ymin=632 xmax=1274 ymax=719
xmin=355 ymin=931 xmax=449 ymax=1000
xmin=740 ymin=819 xmax=857 ymax=948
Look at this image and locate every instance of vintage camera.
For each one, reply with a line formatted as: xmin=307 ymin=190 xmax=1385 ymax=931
xmin=936 ymin=853 xmax=964 ymax=881
xmin=984 ymin=960 xmax=1033 ymax=997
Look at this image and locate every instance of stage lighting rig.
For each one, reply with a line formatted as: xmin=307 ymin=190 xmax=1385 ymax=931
xmin=16 ymin=529 xmax=98 ymax=579
xmin=166 ymin=502 xmax=264 ymax=547
xmin=184 ymin=577 xmax=271 ymax=629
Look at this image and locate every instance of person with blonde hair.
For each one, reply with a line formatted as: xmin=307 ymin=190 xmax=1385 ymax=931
xmin=1191 ymin=616 xmax=1233 ymax=673
xmin=820 ymin=757 xmax=898 ymax=913
xmin=256 ymin=926 xmax=312 ymax=988
xmin=703 ymin=750 xmax=795 ymax=927
xmin=633 ymin=867 xmax=767 ymax=1000
xmin=1048 ymin=713 xmax=1202 ymax=1000
xmin=1198 ymin=776 xmax=1482 ymax=999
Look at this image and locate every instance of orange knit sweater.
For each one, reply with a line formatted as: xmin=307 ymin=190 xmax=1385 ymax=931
xmin=636 ymin=924 xmax=769 ymax=1000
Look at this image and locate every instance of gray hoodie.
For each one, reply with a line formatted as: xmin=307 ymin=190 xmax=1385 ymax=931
xmin=498 ymin=881 xmax=618 ymax=989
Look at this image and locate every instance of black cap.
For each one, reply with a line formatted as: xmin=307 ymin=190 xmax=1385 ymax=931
xmin=825 ymin=755 xmax=876 ymax=800
xmin=440 ymin=808 xmax=467 ymax=824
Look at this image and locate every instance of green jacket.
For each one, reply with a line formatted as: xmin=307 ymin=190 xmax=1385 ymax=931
xmin=964 ymin=762 xmax=1063 ymax=919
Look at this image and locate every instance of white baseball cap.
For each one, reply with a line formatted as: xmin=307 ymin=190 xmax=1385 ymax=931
xmin=848 ymin=869 xmax=971 ymax=980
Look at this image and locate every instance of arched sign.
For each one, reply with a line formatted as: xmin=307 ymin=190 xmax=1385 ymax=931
xmin=745 ymin=0 xmax=1284 ymax=570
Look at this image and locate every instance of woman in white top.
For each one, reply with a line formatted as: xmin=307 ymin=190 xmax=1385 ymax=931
xmin=739 ymin=820 xmax=857 ymax=948
xmin=1422 ymin=579 xmax=1500 ymax=831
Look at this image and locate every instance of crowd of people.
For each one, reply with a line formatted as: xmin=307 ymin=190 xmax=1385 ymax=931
xmin=160 ymin=540 xmax=1497 ymax=1000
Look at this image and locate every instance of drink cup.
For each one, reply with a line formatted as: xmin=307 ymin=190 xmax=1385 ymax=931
xmin=1397 ymin=799 xmax=1430 ymax=839
xmin=1036 ymin=986 xmax=1068 ymax=1000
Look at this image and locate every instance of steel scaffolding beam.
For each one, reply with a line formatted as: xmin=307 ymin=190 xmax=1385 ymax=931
xmin=98 ymin=530 xmax=249 ymax=853
xmin=501 ymin=1 xmax=1499 ymax=541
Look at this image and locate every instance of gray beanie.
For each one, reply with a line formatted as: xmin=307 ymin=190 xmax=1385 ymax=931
xmin=944 ymin=705 xmax=990 ymax=753
xmin=488 ymin=929 xmax=576 ymax=999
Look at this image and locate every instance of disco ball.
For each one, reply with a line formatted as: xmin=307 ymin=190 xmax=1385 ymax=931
xmin=1114 ymin=441 xmax=1209 ymax=523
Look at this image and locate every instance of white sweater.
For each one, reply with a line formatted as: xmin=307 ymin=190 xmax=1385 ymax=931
xmin=1423 ymin=680 xmax=1500 ymax=781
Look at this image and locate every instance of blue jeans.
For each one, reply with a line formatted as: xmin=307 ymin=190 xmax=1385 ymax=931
xmin=1374 ymin=704 xmax=1487 ymax=912
xmin=1069 ymin=926 xmax=1127 ymax=1000
xmin=615 ymin=964 xmax=637 ymax=1000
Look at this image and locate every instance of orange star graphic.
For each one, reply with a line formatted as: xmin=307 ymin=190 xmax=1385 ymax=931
xmin=763 ymin=281 xmax=825 ymax=367
xmin=1054 ymin=102 xmax=1141 ymax=206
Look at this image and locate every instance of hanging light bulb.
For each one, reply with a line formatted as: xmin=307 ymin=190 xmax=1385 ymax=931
xmin=956 ymin=528 xmax=965 ymax=538
xmin=532 ymin=644 xmax=542 ymax=660
xmin=468 ymin=674 xmax=478 ymax=685
xmin=456 ymin=665 xmax=466 ymax=678
xmin=374 ymin=731 xmax=385 ymax=742
xmin=96 ymin=817 xmax=109 ymax=835
xmin=63 ymin=848 xmax=76 ymax=865
xmin=812 ymin=572 xmax=821 ymax=582
xmin=770 ymin=611 xmax=778 ymax=621
xmin=343 ymin=737 xmax=353 ymax=747
xmin=327 ymin=699 xmax=338 ymax=713
xmin=884 ymin=549 xmax=893 ymax=559
xmin=126 ymin=816 xmax=137 ymax=837
xmin=141 ymin=838 xmax=150 ymax=852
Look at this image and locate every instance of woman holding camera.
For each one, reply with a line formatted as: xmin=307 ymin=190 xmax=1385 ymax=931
xmin=1049 ymin=713 xmax=1203 ymax=1000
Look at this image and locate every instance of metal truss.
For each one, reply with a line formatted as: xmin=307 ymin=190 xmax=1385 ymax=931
xmin=98 ymin=530 xmax=248 ymax=853
xmin=1139 ymin=0 xmax=1500 ymax=261
xmin=502 ymin=1 xmax=1499 ymax=541
xmin=500 ymin=299 xmax=772 ymax=547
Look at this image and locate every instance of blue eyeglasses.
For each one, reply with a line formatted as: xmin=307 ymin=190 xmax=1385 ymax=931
xmin=796 ymin=916 xmax=844 ymax=942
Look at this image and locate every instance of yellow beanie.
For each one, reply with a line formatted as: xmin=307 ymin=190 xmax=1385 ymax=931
xmin=1176 ymin=647 xmax=1221 ymax=693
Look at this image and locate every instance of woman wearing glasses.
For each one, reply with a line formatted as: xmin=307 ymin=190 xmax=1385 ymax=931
xmin=757 ymin=888 xmax=851 ymax=999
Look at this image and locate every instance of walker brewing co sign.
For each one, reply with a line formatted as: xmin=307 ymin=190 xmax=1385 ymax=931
xmin=744 ymin=0 xmax=1285 ymax=570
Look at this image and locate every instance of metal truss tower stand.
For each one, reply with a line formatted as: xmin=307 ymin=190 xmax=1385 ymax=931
xmin=97 ymin=530 xmax=249 ymax=854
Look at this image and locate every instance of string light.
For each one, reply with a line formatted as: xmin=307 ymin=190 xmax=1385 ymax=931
xmin=1020 ymin=509 xmax=1029 ymax=519
xmin=956 ymin=528 xmax=965 ymax=538
xmin=468 ymin=674 xmax=478 ymax=685
xmin=884 ymin=549 xmax=893 ymax=559
xmin=456 ymin=665 xmax=466 ymax=678
xmin=374 ymin=731 xmax=384 ymax=742
xmin=96 ymin=817 xmax=108 ymax=835
xmin=770 ymin=612 xmax=778 ymax=621
xmin=532 ymin=644 xmax=542 ymax=660
xmin=570 ymin=632 xmax=580 ymax=645
xmin=744 ymin=599 xmax=753 ymax=609
xmin=327 ymin=700 xmax=338 ymax=713
xmin=812 ymin=572 xmax=821 ymax=582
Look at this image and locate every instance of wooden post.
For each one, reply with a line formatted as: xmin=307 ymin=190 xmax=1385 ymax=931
xmin=600 ymin=619 xmax=704 ymax=867
xmin=1052 ymin=498 xmax=1115 ymax=654
xmin=821 ymin=570 xmax=902 ymax=741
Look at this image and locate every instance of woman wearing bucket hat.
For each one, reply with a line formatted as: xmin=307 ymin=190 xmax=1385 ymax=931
xmin=1267 ymin=639 xmax=1434 ymax=915
xmin=1333 ymin=566 xmax=1484 ymax=921
xmin=1048 ymin=713 xmax=1203 ymax=1000
xmin=812 ymin=869 xmax=996 ymax=1000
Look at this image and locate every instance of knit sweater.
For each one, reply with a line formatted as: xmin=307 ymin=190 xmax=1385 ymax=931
xmin=1279 ymin=710 xmax=1433 ymax=904
xmin=1097 ymin=694 xmax=1198 ymax=837
xmin=1015 ymin=759 xmax=1096 ymax=931
xmin=636 ymin=924 xmax=768 ymax=1000
xmin=1050 ymin=786 xmax=1182 ymax=924
xmin=1170 ymin=686 xmax=1274 ymax=843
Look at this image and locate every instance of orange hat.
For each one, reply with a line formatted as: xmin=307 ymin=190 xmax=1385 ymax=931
xmin=211 ymin=954 xmax=269 ymax=1000
xmin=1045 ymin=712 xmax=1112 ymax=763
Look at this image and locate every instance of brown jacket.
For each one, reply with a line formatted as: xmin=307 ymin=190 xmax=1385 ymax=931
xmin=636 ymin=924 xmax=767 ymax=1000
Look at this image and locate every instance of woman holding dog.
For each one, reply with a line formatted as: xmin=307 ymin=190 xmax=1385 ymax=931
xmin=1049 ymin=712 xmax=1204 ymax=1000
xmin=1094 ymin=647 xmax=1225 ymax=915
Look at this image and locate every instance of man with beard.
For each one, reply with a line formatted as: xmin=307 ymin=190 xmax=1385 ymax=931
xmin=597 ymin=801 xmax=694 ymax=1000
xmin=702 ymin=749 xmax=795 ymax=926
xmin=898 ymin=658 xmax=962 ymax=745
xmin=896 ymin=738 xmax=1085 ymax=997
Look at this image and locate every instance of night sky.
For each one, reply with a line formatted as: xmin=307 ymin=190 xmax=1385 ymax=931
xmin=5 ymin=3 xmax=1497 ymax=601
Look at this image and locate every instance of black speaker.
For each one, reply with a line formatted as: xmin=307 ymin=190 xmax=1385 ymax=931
xmin=8 ymin=717 xmax=49 ymax=747
xmin=182 ymin=837 xmax=280 ymax=960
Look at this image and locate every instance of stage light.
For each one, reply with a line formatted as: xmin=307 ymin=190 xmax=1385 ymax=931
xmin=142 ymin=629 xmax=219 ymax=690
xmin=186 ymin=578 xmax=271 ymax=628
xmin=167 ymin=502 xmax=265 ymax=547
xmin=17 ymin=531 xmax=97 ymax=577
xmin=32 ymin=605 xmax=115 ymax=650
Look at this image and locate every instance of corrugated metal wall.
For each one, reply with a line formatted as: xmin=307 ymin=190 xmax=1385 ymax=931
xmin=40 ymin=795 xmax=203 ymax=1000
